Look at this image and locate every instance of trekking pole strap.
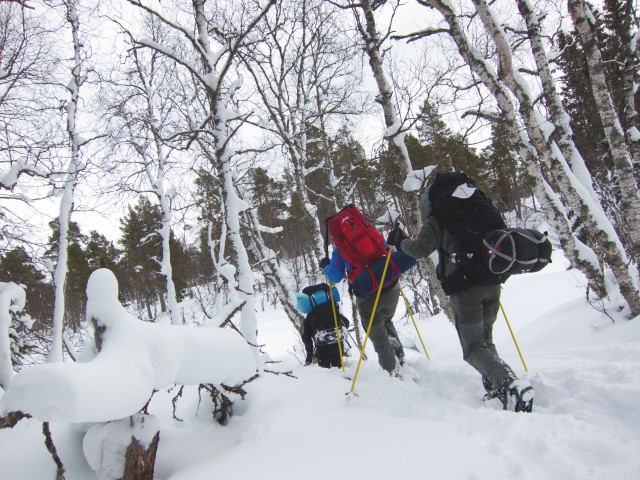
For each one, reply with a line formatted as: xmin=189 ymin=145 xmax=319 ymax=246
xmin=398 ymin=284 xmax=430 ymax=361
xmin=349 ymin=247 xmax=393 ymax=394
xmin=499 ymin=301 xmax=528 ymax=372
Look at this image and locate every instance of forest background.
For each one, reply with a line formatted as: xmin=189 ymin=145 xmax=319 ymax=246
xmin=1 ymin=0 xmax=639 ymax=444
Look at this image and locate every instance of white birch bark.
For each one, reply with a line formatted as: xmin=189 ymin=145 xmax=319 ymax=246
xmin=516 ymin=0 xmax=598 ymax=201
xmin=0 ymin=283 xmax=26 ymax=389
xmin=421 ymin=0 xmax=608 ymax=302
xmin=133 ymin=48 xmax=181 ymax=325
xmin=568 ymin=0 xmax=640 ymax=264
xmin=620 ymin=19 xmax=640 ymax=178
xmin=49 ymin=0 xmax=84 ymax=362
xmin=126 ymin=0 xmax=274 ymax=358
xmin=352 ymin=0 xmax=451 ymax=317
xmin=239 ymin=0 xmax=338 ymax=265
xmin=471 ymin=0 xmax=639 ymax=313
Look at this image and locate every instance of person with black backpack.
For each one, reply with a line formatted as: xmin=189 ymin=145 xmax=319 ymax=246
xmin=300 ymin=283 xmax=350 ymax=369
xmin=387 ymin=172 xmax=535 ymax=412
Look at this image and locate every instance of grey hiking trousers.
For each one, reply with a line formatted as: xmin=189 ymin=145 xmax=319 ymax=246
xmin=355 ymin=282 xmax=403 ymax=373
xmin=449 ymin=283 xmax=515 ymax=388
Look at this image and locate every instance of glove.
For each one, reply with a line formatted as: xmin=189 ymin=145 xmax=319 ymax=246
xmin=386 ymin=227 xmax=408 ymax=250
xmin=319 ymin=257 xmax=330 ymax=269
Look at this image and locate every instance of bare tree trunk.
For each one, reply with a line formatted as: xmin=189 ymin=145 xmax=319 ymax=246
xmin=123 ymin=429 xmax=160 ymax=480
xmin=620 ymin=1 xmax=640 ymax=180
xmin=127 ymin=0 xmax=275 ymax=357
xmin=352 ymin=0 xmax=451 ymax=317
xmin=245 ymin=209 xmax=305 ymax=334
xmin=49 ymin=0 xmax=84 ymax=362
xmin=568 ymin=0 xmax=640 ymax=263
xmin=420 ymin=0 xmax=608 ymax=303
xmin=472 ymin=0 xmax=640 ymax=314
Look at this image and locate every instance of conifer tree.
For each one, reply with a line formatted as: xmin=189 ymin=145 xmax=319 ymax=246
xmin=0 ymin=247 xmax=52 ymax=325
xmin=118 ymin=196 xmax=166 ymax=318
xmin=45 ymin=220 xmax=91 ymax=330
xmin=331 ymin=126 xmax=380 ymax=212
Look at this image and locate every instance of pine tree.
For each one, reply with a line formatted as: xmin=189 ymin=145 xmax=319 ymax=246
xmin=331 ymin=126 xmax=380 ymax=211
xmin=0 ymin=247 xmax=52 ymax=326
xmin=45 ymin=220 xmax=91 ymax=330
xmin=85 ymin=231 xmax=121 ymax=272
xmin=480 ymin=121 xmax=524 ymax=215
xmin=118 ymin=196 xmax=165 ymax=318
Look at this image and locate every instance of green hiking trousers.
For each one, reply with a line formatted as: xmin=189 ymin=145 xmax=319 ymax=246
xmin=355 ymin=283 xmax=403 ymax=373
xmin=449 ymin=283 xmax=515 ymax=388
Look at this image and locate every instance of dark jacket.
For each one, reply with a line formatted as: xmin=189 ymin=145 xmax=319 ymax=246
xmin=302 ymin=302 xmax=349 ymax=360
xmin=399 ymin=187 xmax=461 ymax=281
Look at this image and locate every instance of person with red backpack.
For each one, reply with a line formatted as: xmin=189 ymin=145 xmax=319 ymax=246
xmin=322 ymin=206 xmax=408 ymax=375
xmin=386 ymin=172 xmax=535 ymax=412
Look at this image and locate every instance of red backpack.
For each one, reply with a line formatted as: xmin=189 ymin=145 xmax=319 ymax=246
xmin=325 ymin=205 xmax=387 ymax=280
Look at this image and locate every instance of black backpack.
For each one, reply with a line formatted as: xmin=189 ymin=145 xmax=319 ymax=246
xmin=429 ymin=172 xmax=552 ymax=294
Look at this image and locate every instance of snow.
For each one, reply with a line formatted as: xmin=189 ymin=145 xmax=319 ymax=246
xmin=0 ymin=283 xmax=26 ymax=389
xmin=628 ymin=126 xmax=640 ymax=142
xmin=2 ymin=255 xmax=640 ymax=479
xmin=0 ymin=160 xmax=25 ymax=189
xmin=0 ymin=269 xmax=257 ymax=423
xmin=83 ymin=414 xmax=159 ymax=480
xmin=402 ymin=165 xmax=436 ymax=192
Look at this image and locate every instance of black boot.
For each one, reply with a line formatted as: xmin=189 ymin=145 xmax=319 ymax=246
xmin=482 ymin=376 xmax=506 ymax=406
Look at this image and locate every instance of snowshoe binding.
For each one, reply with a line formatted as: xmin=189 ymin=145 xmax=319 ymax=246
xmin=507 ymin=379 xmax=535 ymax=413
xmin=483 ymin=377 xmax=535 ymax=412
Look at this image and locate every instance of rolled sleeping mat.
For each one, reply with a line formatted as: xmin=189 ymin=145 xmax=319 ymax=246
xmin=295 ymin=286 xmax=341 ymax=314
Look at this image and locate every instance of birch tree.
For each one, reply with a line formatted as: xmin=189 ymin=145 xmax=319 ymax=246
xmin=0 ymin=1 xmax=62 ymax=246
xmin=568 ymin=0 xmax=640 ymax=264
xmin=329 ymin=0 xmax=452 ymax=317
xmin=124 ymin=0 xmax=275 ymax=357
xmin=514 ymin=0 xmax=640 ymax=313
xmin=239 ymin=0 xmax=362 ymax=265
xmin=413 ymin=0 xmax=611 ymax=306
xmin=613 ymin=0 xmax=640 ymax=171
xmin=49 ymin=0 xmax=88 ymax=362
xmin=107 ymin=15 xmax=183 ymax=324
xmin=464 ymin=0 xmax=639 ymax=311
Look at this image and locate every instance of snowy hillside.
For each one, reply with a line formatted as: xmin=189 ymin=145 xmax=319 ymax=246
xmin=1 ymin=248 xmax=640 ymax=480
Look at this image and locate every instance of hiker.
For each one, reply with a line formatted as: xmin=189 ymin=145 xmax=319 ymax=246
xmin=301 ymin=296 xmax=350 ymax=369
xmin=321 ymin=248 xmax=406 ymax=374
xmin=387 ymin=172 xmax=535 ymax=411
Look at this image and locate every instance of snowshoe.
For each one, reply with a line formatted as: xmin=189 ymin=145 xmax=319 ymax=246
xmin=508 ymin=379 xmax=535 ymax=413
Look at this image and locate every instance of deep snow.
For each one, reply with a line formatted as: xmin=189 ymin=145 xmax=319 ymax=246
xmin=1 ymin=248 xmax=640 ymax=480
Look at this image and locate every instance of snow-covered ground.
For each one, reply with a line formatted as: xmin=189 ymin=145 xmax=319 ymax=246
xmin=2 ymin=248 xmax=640 ymax=479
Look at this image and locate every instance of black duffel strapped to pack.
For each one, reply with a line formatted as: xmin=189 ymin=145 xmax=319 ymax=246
xmin=482 ymin=228 xmax=552 ymax=275
xmin=427 ymin=172 xmax=553 ymax=295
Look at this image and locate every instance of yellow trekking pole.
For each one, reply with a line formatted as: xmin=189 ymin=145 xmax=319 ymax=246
xmin=398 ymin=284 xmax=430 ymax=361
xmin=327 ymin=281 xmax=345 ymax=372
xmin=349 ymin=248 xmax=394 ymax=396
xmin=500 ymin=301 xmax=528 ymax=372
